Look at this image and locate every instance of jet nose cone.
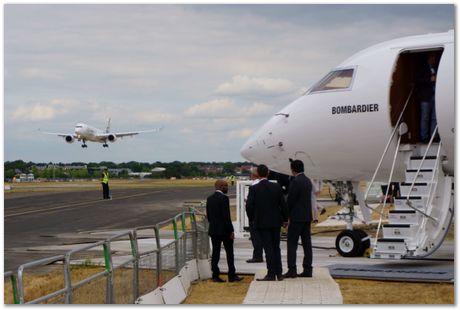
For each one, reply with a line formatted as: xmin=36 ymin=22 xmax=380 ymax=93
xmin=240 ymin=139 xmax=256 ymax=162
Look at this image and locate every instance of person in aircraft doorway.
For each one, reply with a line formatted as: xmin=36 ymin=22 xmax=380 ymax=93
xmin=415 ymin=52 xmax=440 ymax=143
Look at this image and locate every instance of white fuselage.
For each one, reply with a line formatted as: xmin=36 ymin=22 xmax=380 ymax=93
xmin=241 ymin=31 xmax=454 ymax=181
xmin=74 ymin=123 xmax=107 ymax=143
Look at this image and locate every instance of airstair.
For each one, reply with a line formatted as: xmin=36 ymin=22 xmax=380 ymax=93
xmin=363 ymin=91 xmax=454 ymax=259
xmin=372 ymin=142 xmax=454 ymax=259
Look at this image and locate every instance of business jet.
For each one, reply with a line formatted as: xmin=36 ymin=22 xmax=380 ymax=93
xmin=41 ymin=119 xmax=163 ymax=148
xmin=241 ymin=30 xmax=454 ymax=259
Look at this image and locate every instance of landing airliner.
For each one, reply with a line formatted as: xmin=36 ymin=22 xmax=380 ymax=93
xmin=41 ymin=119 xmax=163 ymax=148
xmin=241 ymin=30 xmax=454 ymax=259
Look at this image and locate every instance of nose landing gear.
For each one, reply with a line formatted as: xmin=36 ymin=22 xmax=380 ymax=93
xmin=331 ymin=181 xmax=371 ymax=257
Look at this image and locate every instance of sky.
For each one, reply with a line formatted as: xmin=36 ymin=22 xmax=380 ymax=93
xmin=4 ymin=4 xmax=455 ymax=163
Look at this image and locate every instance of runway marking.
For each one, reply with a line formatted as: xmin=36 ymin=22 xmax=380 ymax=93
xmin=5 ymin=190 xmax=167 ymax=218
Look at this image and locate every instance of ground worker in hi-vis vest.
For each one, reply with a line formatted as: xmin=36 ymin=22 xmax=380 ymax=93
xmin=101 ymin=169 xmax=111 ymax=199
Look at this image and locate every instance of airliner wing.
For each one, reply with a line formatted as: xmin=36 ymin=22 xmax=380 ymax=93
xmin=38 ymin=129 xmax=77 ymax=138
xmin=109 ymin=126 xmax=164 ymax=138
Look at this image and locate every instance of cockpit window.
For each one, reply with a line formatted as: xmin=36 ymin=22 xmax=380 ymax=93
xmin=309 ymin=68 xmax=355 ymax=93
xmin=75 ymin=126 xmax=83 ymax=128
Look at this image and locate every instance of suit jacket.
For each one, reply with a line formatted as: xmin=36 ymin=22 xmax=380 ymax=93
xmin=246 ymin=179 xmax=288 ymax=229
xmin=206 ymin=191 xmax=234 ymax=236
xmin=287 ymin=173 xmax=313 ymax=222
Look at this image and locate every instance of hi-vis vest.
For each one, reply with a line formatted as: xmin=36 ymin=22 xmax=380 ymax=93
xmin=102 ymin=171 xmax=109 ymax=184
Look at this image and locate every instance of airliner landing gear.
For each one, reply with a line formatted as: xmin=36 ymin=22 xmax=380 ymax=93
xmin=331 ymin=181 xmax=371 ymax=257
xmin=81 ymin=142 xmax=88 ymax=148
xmin=103 ymin=143 xmax=109 ymax=148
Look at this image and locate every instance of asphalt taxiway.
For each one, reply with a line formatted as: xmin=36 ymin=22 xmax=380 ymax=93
xmin=4 ymin=185 xmax=218 ymax=271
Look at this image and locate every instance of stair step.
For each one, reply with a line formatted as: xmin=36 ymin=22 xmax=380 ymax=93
xmin=372 ymin=252 xmax=404 ymax=259
xmin=408 ymin=157 xmax=437 ymax=170
xmin=383 ymin=224 xmax=416 ymax=239
xmin=400 ymin=183 xmax=431 ymax=196
xmin=394 ymin=197 xmax=426 ymax=211
xmin=374 ymin=238 xmax=407 ymax=255
xmin=405 ymin=169 xmax=434 ymax=183
xmin=388 ymin=210 xmax=420 ymax=224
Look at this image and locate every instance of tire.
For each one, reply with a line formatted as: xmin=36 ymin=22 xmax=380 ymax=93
xmin=354 ymin=229 xmax=371 ymax=257
xmin=335 ymin=230 xmax=361 ymax=257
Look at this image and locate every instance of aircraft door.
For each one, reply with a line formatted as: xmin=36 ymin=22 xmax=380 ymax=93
xmin=435 ymin=43 xmax=454 ymax=175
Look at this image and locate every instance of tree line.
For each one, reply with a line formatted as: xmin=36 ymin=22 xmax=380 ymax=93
xmin=4 ymin=160 xmax=253 ymax=181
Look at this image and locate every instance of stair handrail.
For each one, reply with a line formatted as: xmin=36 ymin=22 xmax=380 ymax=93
xmin=363 ymin=87 xmax=413 ymax=211
xmin=404 ymin=126 xmax=440 ymax=223
xmin=373 ymin=133 xmax=404 ymax=249
xmin=424 ymin=141 xmax=443 ymax=212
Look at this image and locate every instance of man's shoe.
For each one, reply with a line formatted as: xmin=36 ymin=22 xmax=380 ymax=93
xmin=298 ymin=270 xmax=313 ymax=278
xmin=228 ymin=275 xmax=243 ymax=282
xmin=256 ymin=275 xmax=276 ymax=281
xmin=282 ymin=270 xmax=297 ymax=278
xmin=212 ymin=277 xmax=225 ymax=283
xmin=276 ymin=274 xmax=284 ymax=281
xmin=246 ymin=258 xmax=263 ymax=263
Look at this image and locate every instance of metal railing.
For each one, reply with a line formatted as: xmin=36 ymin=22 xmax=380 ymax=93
xmin=4 ymin=207 xmax=209 ymax=304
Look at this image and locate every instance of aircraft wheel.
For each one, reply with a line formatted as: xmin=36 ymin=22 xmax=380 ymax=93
xmin=335 ymin=230 xmax=361 ymax=257
xmin=354 ymin=229 xmax=371 ymax=257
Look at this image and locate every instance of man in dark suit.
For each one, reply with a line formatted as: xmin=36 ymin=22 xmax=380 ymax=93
xmin=245 ymin=171 xmax=264 ymax=263
xmin=284 ymin=159 xmax=313 ymax=278
xmin=206 ymin=179 xmax=243 ymax=283
xmin=246 ymin=165 xmax=288 ymax=281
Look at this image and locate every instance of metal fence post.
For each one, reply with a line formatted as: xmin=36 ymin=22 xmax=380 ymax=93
xmin=129 ymin=231 xmax=139 ymax=303
xmin=103 ymin=241 xmax=114 ymax=304
xmin=7 ymin=273 xmax=20 ymax=304
xmin=63 ymin=254 xmax=73 ymax=304
xmin=17 ymin=266 xmax=25 ymax=304
xmin=154 ymin=225 xmax=162 ymax=288
xmin=172 ymin=218 xmax=180 ymax=274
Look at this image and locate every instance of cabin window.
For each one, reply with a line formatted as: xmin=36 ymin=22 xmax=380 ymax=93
xmin=309 ymin=68 xmax=354 ymax=93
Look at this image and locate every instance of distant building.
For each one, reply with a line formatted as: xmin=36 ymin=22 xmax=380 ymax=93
xmin=17 ymin=173 xmax=34 ymax=182
xmin=197 ymin=165 xmax=223 ymax=175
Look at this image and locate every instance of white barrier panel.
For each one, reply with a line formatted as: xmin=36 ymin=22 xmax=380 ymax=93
xmin=179 ymin=265 xmax=191 ymax=294
xmin=135 ymin=288 xmax=164 ymax=304
xmin=186 ymin=259 xmax=199 ymax=281
xmin=197 ymin=259 xmax=212 ymax=280
xmin=235 ymin=181 xmax=252 ymax=238
xmin=161 ymin=276 xmax=187 ymax=304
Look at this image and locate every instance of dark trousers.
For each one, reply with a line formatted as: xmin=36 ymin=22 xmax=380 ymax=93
xmin=210 ymin=234 xmax=235 ymax=278
xmin=249 ymin=222 xmax=263 ymax=260
xmin=258 ymin=227 xmax=282 ymax=277
xmin=102 ymin=183 xmax=110 ymax=199
xmin=287 ymin=221 xmax=312 ymax=272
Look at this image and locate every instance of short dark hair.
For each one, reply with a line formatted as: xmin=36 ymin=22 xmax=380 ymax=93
xmin=257 ymin=164 xmax=269 ymax=178
xmin=290 ymin=159 xmax=304 ymax=173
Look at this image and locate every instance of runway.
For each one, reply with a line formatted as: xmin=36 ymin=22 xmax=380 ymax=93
xmin=4 ymin=185 xmax=224 ymax=271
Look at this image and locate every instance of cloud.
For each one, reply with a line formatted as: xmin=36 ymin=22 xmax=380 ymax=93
xmin=12 ymin=104 xmax=56 ymax=121
xmin=185 ymin=98 xmax=273 ymax=119
xmin=184 ymin=98 xmax=235 ymax=118
xmin=20 ymin=67 xmax=62 ymax=80
xmin=215 ymin=75 xmax=296 ymax=96
xmin=11 ymin=98 xmax=79 ymax=121
xmin=136 ymin=111 xmax=178 ymax=123
xmin=227 ymin=128 xmax=254 ymax=139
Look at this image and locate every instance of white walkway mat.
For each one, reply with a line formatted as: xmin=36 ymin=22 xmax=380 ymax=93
xmin=243 ymin=267 xmax=343 ymax=304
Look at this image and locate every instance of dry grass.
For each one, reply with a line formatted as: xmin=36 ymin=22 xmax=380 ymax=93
xmin=5 ymin=179 xmax=215 ymax=194
xmin=336 ymin=279 xmax=454 ymax=304
xmin=183 ymin=274 xmax=253 ymax=304
xmin=4 ymin=265 xmax=175 ymax=304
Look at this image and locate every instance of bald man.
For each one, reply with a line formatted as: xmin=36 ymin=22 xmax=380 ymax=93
xmin=206 ymin=180 xmax=243 ymax=283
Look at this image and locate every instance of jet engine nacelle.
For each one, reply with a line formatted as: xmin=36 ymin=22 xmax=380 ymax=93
xmin=65 ymin=135 xmax=74 ymax=143
xmin=107 ymin=134 xmax=117 ymax=142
